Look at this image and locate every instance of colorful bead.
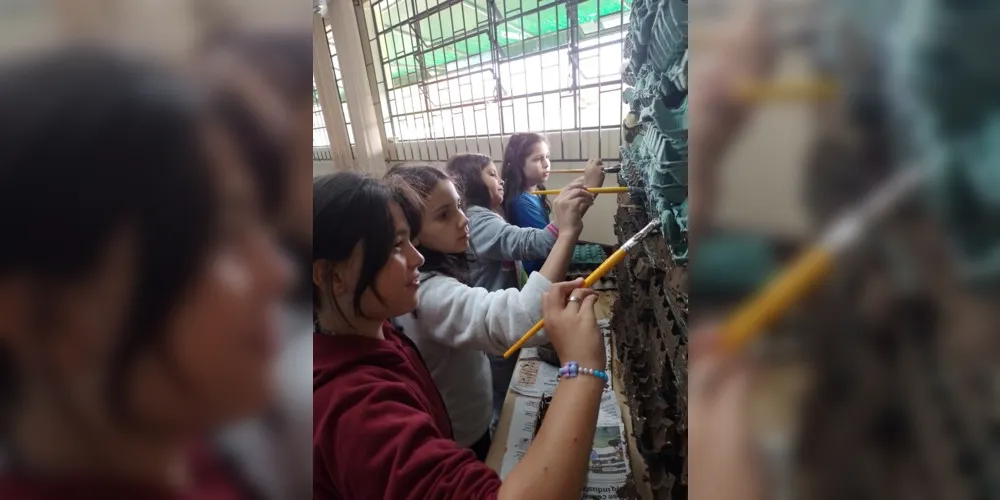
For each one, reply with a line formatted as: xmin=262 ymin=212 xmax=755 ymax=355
xmin=557 ymin=361 xmax=608 ymax=386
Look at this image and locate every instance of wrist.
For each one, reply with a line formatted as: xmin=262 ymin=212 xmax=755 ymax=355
xmin=561 ymin=358 xmax=606 ymax=372
xmin=558 ymin=361 xmax=609 ymax=385
xmin=557 ymin=224 xmax=582 ymax=238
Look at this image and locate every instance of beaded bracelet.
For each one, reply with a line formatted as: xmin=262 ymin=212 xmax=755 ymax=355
xmin=558 ymin=361 xmax=609 ymax=384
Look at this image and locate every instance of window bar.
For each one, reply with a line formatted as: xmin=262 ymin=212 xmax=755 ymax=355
xmin=597 ymin=0 xmax=602 ymax=159
xmin=433 ymin=3 xmax=449 ymax=160
xmin=485 ymin=0 xmax=507 ymax=161
xmin=556 ymin=2 xmax=566 ymax=163
xmin=408 ymin=19 xmax=435 ymax=161
xmin=567 ymin=0 xmax=582 ymax=160
xmin=460 ymin=1 xmax=476 ymax=154
xmin=386 ymin=80 xmax=616 ymax=120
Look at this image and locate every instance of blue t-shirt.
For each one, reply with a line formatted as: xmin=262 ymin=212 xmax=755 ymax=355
xmin=508 ymin=192 xmax=550 ymax=274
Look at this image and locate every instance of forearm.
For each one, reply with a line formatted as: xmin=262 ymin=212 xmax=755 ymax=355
xmin=537 ymin=229 xmax=579 ymax=283
xmin=498 ymin=376 xmax=604 ymax=500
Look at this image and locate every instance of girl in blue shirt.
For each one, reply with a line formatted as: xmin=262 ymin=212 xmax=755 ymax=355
xmin=500 ymin=133 xmax=605 ymax=275
xmin=501 ymin=133 xmax=557 ymax=275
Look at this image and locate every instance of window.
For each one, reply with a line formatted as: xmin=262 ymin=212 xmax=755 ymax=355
xmin=314 ymin=23 xmax=356 ymax=162
xmin=326 ymin=21 xmax=356 ymax=147
xmin=313 ymin=80 xmax=330 ymax=150
xmin=366 ymin=0 xmax=631 ymax=154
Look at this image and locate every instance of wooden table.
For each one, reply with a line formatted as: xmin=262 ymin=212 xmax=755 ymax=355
xmin=486 ymin=291 xmax=654 ymax=499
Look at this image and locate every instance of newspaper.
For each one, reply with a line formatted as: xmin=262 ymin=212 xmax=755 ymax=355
xmin=500 ymin=319 xmax=630 ymax=499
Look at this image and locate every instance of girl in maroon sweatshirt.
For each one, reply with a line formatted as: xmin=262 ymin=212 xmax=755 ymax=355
xmin=0 ymin=48 xmax=290 ymax=499
xmin=313 ymin=172 xmax=610 ymax=499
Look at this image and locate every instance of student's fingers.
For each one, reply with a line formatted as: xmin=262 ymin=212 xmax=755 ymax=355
xmin=571 ymin=195 xmax=595 ymax=214
xmin=561 ymin=189 xmax=594 ymax=206
xmin=546 ymin=279 xmax=585 ymax=308
xmin=564 ymin=288 xmax=584 ymax=313
xmin=578 ymin=292 xmax=599 ymax=320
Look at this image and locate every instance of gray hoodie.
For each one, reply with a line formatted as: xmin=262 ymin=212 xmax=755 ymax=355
xmin=466 ymin=205 xmax=558 ymax=292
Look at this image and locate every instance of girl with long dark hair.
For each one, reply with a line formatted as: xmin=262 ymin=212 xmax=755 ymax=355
xmin=0 ymin=47 xmax=290 ymax=500
xmin=500 ymin=133 xmax=605 ymax=274
xmin=445 ymin=153 xmax=591 ymax=429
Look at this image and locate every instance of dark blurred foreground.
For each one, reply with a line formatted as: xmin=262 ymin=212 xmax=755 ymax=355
xmin=688 ymin=1 xmax=1000 ymax=500
xmin=0 ymin=2 xmax=311 ymax=499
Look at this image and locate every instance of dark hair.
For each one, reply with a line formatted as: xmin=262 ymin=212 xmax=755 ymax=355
xmin=0 ymin=48 xmax=220 ymax=429
xmin=384 ymin=165 xmax=470 ymax=281
xmin=312 ymin=172 xmax=421 ymax=321
xmin=208 ymin=32 xmax=312 ymax=220
xmin=445 ymin=153 xmax=494 ymax=209
xmin=206 ymin=31 xmax=313 ymax=106
xmin=501 ymin=132 xmax=550 ymax=218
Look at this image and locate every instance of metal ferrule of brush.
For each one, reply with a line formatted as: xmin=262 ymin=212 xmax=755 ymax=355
xmin=621 ymin=219 xmax=661 ymax=252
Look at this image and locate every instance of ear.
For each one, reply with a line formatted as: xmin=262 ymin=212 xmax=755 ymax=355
xmin=312 ymin=260 xmax=348 ymax=296
xmin=312 ymin=260 xmax=329 ymax=292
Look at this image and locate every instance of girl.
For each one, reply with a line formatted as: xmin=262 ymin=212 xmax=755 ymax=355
xmin=203 ymin=32 xmax=314 ymax=500
xmin=386 ymin=165 xmax=591 ymax=460
xmin=500 ymin=133 xmax=606 ymax=274
xmin=446 ymin=153 xmax=591 ymax=427
xmin=312 ymin=171 xmax=607 ymax=499
xmin=0 ymin=48 xmax=291 ymax=499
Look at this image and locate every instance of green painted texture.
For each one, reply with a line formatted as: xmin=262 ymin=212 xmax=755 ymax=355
xmin=620 ymin=0 xmax=688 ymax=263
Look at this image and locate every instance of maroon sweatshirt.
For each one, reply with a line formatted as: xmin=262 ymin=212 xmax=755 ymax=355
xmin=0 ymin=443 xmax=248 ymax=500
xmin=313 ymin=322 xmax=502 ymax=499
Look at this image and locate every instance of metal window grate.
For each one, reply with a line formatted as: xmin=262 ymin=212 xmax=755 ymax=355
xmin=366 ymin=0 xmax=633 ymax=162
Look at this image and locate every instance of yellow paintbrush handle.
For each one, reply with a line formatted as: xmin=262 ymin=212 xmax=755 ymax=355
xmin=503 ymin=249 xmax=629 ymax=359
xmin=719 ymin=247 xmax=835 ymax=353
xmin=533 ymin=187 xmax=630 ymax=196
xmin=736 ymin=79 xmax=839 ymax=102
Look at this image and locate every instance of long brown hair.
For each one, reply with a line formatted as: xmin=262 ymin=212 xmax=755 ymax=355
xmin=384 ymin=165 xmax=470 ymax=282
xmin=445 ymin=153 xmax=494 ymax=209
xmin=500 ymin=132 xmax=550 ymax=218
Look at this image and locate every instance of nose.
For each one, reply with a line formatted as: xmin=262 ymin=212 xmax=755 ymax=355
xmin=407 ymin=241 xmax=425 ymax=268
xmin=460 ymin=212 xmax=469 ymax=230
xmin=499 ymin=179 xmax=504 ymax=187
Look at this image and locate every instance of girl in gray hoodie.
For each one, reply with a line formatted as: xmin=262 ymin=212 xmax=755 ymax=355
xmin=444 ymin=154 xmax=591 ymax=432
